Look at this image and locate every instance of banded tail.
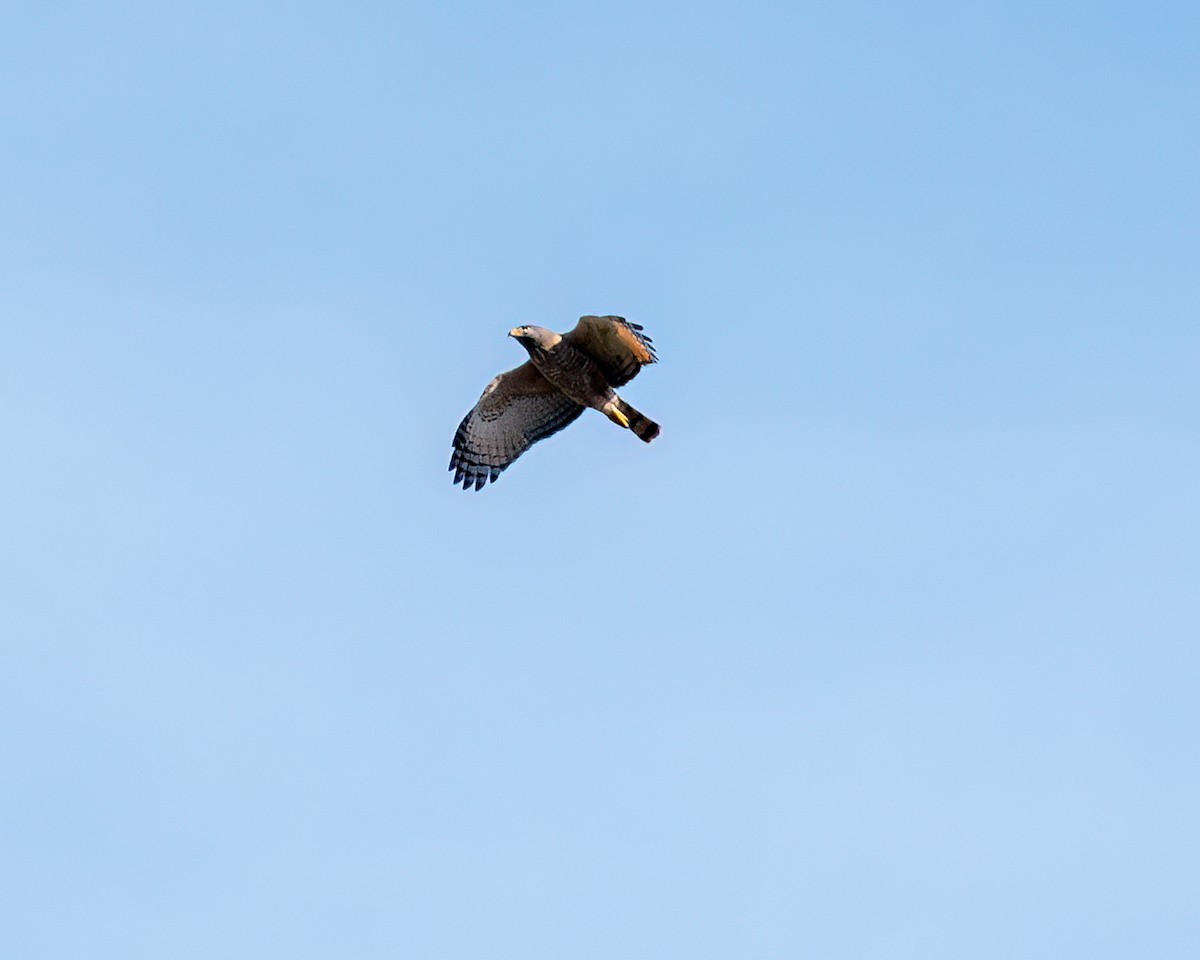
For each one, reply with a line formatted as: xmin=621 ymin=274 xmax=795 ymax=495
xmin=604 ymin=397 xmax=660 ymax=443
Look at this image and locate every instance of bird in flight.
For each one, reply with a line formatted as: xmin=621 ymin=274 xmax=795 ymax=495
xmin=450 ymin=315 xmax=660 ymax=490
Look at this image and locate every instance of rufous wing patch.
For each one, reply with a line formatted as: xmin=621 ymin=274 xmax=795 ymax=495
xmin=613 ymin=323 xmax=653 ymax=364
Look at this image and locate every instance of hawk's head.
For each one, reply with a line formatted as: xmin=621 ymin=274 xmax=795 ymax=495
xmin=509 ymin=325 xmax=562 ymax=352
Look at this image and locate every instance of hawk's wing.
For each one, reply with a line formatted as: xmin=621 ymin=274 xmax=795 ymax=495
xmin=562 ymin=316 xmax=657 ymax=387
xmin=450 ymin=362 xmax=585 ymax=490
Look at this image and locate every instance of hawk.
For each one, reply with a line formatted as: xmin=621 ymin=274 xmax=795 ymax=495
xmin=450 ymin=315 xmax=660 ymax=490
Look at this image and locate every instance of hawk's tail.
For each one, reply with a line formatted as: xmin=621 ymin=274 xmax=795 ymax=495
xmin=607 ymin=398 xmax=660 ymax=443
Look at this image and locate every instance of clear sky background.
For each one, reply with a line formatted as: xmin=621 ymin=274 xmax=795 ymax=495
xmin=3 ymin=2 xmax=1198 ymax=957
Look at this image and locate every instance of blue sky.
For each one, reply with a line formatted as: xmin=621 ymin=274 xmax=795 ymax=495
xmin=2 ymin=2 xmax=1198 ymax=957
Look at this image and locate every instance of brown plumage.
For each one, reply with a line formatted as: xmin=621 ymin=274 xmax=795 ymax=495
xmin=450 ymin=315 xmax=659 ymax=490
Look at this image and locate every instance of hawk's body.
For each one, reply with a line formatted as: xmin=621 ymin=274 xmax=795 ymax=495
xmin=450 ymin=316 xmax=659 ymax=490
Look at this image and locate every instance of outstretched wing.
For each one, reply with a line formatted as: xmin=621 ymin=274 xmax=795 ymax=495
xmin=562 ymin=316 xmax=657 ymax=387
xmin=449 ymin=362 xmax=584 ymax=490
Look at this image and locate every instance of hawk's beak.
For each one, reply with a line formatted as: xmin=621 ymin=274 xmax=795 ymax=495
xmin=508 ymin=327 xmax=521 ymax=338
